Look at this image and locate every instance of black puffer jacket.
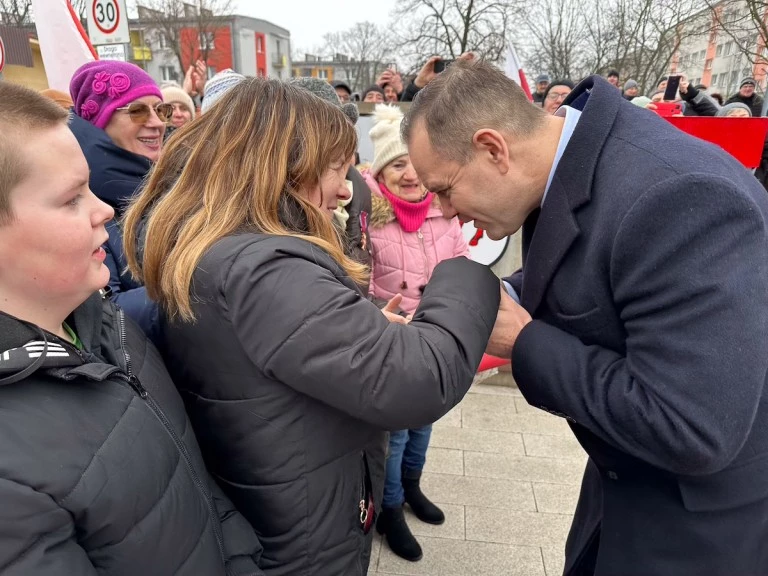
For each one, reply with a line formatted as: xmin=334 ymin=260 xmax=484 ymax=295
xmin=161 ymin=234 xmax=500 ymax=575
xmin=0 ymin=294 xmax=264 ymax=575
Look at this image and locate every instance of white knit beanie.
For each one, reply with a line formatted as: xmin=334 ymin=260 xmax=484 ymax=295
xmin=202 ymin=69 xmax=246 ymax=114
xmin=161 ymin=84 xmax=195 ymax=117
xmin=370 ymin=104 xmax=409 ymax=177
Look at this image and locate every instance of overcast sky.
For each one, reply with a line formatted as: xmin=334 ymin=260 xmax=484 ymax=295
xmin=236 ymin=0 xmax=398 ymax=53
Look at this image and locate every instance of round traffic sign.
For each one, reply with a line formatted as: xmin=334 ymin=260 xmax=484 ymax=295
xmin=0 ymin=35 xmax=5 ymax=74
xmin=92 ymin=0 xmax=120 ymax=35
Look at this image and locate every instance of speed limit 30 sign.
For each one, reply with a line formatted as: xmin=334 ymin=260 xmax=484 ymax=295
xmin=88 ymin=0 xmax=130 ymax=46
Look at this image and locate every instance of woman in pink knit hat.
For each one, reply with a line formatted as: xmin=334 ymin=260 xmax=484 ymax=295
xmin=363 ymin=104 xmax=469 ymax=563
xmin=68 ymin=61 xmax=172 ymax=345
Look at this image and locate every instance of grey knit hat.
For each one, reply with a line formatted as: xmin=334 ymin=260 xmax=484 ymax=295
xmin=717 ymin=102 xmax=752 ymax=117
xmin=288 ymin=77 xmax=359 ymax=125
xmin=740 ymin=77 xmax=756 ymax=88
xmin=623 ymin=79 xmax=639 ymax=91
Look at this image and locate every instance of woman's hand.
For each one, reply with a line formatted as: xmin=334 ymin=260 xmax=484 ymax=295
xmin=381 ymin=294 xmax=409 ymax=324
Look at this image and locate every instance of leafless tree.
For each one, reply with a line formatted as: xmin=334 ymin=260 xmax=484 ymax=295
xmin=0 ymin=0 xmax=32 ymax=25
xmin=136 ymin=0 xmax=233 ymax=74
xmin=71 ymin=0 xmax=87 ymax=21
xmin=522 ymin=0 xmax=700 ymax=93
xmin=320 ymin=22 xmax=394 ymax=91
xmin=393 ymin=0 xmax=520 ymax=69
xmin=1 ymin=0 xmax=85 ymax=28
xmin=704 ymin=0 xmax=765 ymax=66
xmin=522 ymin=0 xmax=589 ymax=79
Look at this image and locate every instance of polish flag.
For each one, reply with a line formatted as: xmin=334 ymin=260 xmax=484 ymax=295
xmin=504 ymin=41 xmax=533 ymax=102
xmin=32 ymin=0 xmax=97 ymax=92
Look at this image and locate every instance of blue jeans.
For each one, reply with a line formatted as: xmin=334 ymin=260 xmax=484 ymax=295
xmin=382 ymin=425 xmax=432 ymax=507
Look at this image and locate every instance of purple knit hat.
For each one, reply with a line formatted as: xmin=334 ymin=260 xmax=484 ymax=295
xmin=69 ymin=61 xmax=162 ymax=129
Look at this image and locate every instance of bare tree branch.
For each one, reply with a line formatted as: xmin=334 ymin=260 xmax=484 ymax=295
xmin=0 ymin=0 xmax=32 ymax=25
xmin=393 ymin=0 xmax=520 ymax=69
xmin=316 ymin=21 xmax=395 ymax=92
xmin=520 ymin=0 xmax=700 ymax=93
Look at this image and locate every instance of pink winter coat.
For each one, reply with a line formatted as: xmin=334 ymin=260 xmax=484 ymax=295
xmin=364 ymin=171 xmax=470 ymax=315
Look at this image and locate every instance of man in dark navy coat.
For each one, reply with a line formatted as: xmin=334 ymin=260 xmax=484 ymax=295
xmin=404 ymin=59 xmax=768 ymax=575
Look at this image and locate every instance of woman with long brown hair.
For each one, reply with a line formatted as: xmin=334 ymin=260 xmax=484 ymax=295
xmin=123 ymin=78 xmax=500 ymax=576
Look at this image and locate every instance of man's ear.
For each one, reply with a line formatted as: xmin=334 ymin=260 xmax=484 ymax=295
xmin=472 ymin=129 xmax=510 ymax=174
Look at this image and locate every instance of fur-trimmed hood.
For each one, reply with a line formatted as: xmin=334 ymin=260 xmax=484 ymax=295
xmin=362 ymin=170 xmax=444 ymax=229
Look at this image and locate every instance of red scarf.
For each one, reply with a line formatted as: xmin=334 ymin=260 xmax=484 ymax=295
xmin=379 ymin=184 xmax=435 ymax=233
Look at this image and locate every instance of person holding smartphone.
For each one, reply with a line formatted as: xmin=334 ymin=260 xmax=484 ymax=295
xmin=400 ymin=53 xmax=475 ymax=102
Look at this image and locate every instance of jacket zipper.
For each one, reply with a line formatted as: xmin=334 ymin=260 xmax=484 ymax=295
xmin=417 ymin=229 xmax=430 ymax=281
xmin=116 ymin=309 xmax=229 ymax=569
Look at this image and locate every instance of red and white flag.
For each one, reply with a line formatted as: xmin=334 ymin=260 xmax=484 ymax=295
xmin=32 ymin=0 xmax=97 ymax=92
xmin=504 ymin=41 xmax=533 ymax=102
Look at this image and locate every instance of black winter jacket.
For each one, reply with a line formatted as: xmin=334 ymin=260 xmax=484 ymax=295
xmin=0 ymin=294 xmax=264 ymax=575
xmin=680 ymin=85 xmax=720 ymax=116
xmin=725 ymin=92 xmax=764 ymax=117
xmin=161 ymin=234 xmax=500 ymax=575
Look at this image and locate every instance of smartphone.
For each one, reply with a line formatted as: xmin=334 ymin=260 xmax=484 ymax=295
xmin=433 ymin=59 xmax=455 ymax=73
xmin=663 ymin=75 xmax=682 ymax=101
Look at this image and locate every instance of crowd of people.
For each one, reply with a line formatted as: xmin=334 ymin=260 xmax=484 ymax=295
xmin=1 ymin=51 xmax=768 ymax=576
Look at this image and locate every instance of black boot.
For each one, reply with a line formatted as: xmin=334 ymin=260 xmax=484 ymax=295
xmin=376 ymin=505 xmax=423 ymax=561
xmin=402 ymin=469 xmax=445 ymax=525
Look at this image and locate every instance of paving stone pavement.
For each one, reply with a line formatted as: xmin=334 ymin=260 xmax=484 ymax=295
xmin=367 ymin=372 xmax=587 ymax=576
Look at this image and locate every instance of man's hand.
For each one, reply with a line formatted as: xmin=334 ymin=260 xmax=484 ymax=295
xmin=382 ymin=294 xmax=409 ymax=325
xmin=184 ymin=60 xmax=208 ymax=97
xmin=486 ymin=285 xmax=532 ymax=359
xmin=193 ymin=60 xmax=207 ymax=95
xmin=415 ymin=52 xmax=476 ymax=88
xmin=377 ymin=69 xmax=403 ymax=94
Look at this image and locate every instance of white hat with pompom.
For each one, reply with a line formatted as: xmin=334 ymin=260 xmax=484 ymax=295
xmin=369 ymin=104 xmax=409 ymax=177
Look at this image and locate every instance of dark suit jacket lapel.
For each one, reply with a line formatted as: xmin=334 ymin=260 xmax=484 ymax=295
xmin=520 ymin=75 xmax=622 ymax=314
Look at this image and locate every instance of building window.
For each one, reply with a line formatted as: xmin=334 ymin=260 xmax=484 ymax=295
xmin=704 ymin=58 xmax=712 ymax=70
xmin=257 ymin=36 xmax=264 ymax=53
xmin=724 ymin=42 xmax=732 ymax=56
xmin=157 ymin=33 xmax=168 ymax=49
xmin=317 ymin=69 xmax=329 ymax=79
xmin=200 ymin=32 xmax=215 ymax=51
xmin=160 ymin=66 xmax=174 ymax=81
xmin=711 ymin=74 xmax=719 ymax=86
xmin=716 ymin=44 xmax=723 ymax=57
xmin=730 ymin=70 xmax=739 ymax=87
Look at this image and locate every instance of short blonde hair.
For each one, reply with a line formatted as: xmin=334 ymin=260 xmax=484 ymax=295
xmin=402 ymin=59 xmax=545 ymax=163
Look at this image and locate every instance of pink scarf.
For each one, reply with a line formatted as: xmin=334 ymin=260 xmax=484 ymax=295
xmin=379 ymin=184 xmax=435 ymax=233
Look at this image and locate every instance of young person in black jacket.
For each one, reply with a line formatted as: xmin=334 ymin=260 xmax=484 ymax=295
xmin=0 ymin=81 xmax=264 ymax=576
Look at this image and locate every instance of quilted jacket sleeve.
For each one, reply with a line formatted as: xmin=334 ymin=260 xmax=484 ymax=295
xmin=225 ymin=243 xmax=500 ymax=430
xmin=0 ymin=478 xmax=97 ymax=575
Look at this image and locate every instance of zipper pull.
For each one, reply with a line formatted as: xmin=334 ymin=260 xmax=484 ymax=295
xmin=128 ymin=375 xmax=148 ymax=399
xmin=359 ymin=499 xmax=368 ymax=525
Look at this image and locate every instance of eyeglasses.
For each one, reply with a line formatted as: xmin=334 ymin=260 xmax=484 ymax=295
xmin=546 ymin=91 xmax=571 ymax=102
xmin=115 ymin=102 xmax=174 ymax=124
